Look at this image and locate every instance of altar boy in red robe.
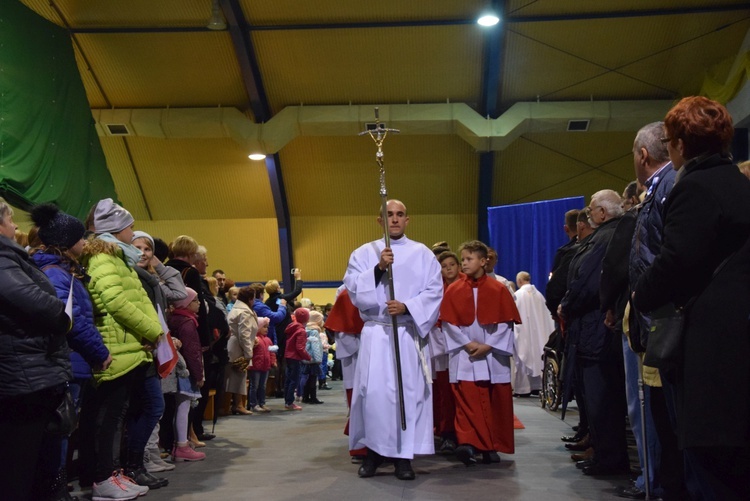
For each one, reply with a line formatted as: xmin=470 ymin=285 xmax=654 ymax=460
xmin=440 ymin=240 xmax=521 ymax=465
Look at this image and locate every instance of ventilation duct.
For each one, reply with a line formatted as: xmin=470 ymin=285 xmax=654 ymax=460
xmin=567 ymin=119 xmax=590 ymax=132
xmin=104 ymin=123 xmax=131 ymax=136
xmin=92 ymin=100 xmax=673 ymax=153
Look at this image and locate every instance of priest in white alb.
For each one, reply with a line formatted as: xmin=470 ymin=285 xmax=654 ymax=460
xmin=343 ymin=199 xmax=443 ymax=481
xmin=513 ymin=271 xmax=555 ymax=395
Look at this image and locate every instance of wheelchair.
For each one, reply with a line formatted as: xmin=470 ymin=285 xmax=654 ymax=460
xmin=540 ymin=328 xmax=564 ymax=411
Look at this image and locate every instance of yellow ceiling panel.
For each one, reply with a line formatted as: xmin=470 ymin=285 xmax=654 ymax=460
xmin=501 ymin=30 xmax=609 ymax=104
xmin=253 ymin=25 xmax=483 ymax=110
xmin=280 ymin=134 xmax=478 ymax=217
xmin=74 ymin=32 xmax=247 ymax=108
xmin=507 ymin=0 xmax=750 ymax=17
xmin=99 ymin=137 xmax=151 ymax=221
xmin=493 ymin=131 xmax=636 ymax=205
xmin=243 ymin=0 xmax=490 ymax=24
xmin=20 ymin=0 xmax=211 ymax=28
xmin=123 ymin=137 xmax=276 ymax=220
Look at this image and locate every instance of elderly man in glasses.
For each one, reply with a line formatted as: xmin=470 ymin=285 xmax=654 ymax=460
xmin=558 ymin=189 xmax=630 ymax=477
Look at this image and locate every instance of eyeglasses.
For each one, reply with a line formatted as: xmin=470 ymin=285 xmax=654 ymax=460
xmin=659 ymin=137 xmax=671 ymax=144
xmin=585 ymin=205 xmax=603 ymax=214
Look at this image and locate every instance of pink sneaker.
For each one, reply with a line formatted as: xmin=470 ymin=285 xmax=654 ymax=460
xmin=285 ymin=404 xmax=302 ymax=411
xmin=172 ymin=444 xmax=206 ymax=462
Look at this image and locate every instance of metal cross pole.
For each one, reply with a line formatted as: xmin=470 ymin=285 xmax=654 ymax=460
xmin=358 ymin=107 xmax=407 ymax=430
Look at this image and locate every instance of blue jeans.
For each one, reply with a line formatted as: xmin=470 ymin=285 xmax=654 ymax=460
xmin=622 ymin=334 xmax=662 ymax=494
xmin=125 ymin=366 xmax=164 ymax=460
xmin=284 ymin=360 xmax=302 ymax=405
xmin=248 ymin=370 xmax=269 ymax=408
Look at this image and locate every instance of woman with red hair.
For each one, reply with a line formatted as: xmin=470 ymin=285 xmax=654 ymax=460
xmin=633 ymin=96 xmax=750 ymax=499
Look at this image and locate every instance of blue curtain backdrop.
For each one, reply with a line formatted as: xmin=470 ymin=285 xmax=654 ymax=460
xmin=488 ymin=196 xmax=585 ymax=298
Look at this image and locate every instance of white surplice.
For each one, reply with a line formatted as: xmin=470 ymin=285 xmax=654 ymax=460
xmin=513 ymin=283 xmax=554 ymax=393
xmin=335 ymin=331 xmax=360 ymax=390
xmin=344 ymin=235 xmax=443 ymax=459
xmin=442 ymin=289 xmax=515 ymax=384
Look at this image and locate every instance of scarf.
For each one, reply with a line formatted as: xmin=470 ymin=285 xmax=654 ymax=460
xmin=440 ymin=273 xmax=522 ymax=327
xmin=97 ymin=232 xmax=143 ymax=268
xmin=171 ymin=308 xmax=198 ymax=327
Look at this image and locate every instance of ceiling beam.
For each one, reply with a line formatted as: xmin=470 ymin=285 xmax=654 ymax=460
xmin=219 ymin=0 xmax=270 ymax=121
xmin=218 ymin=0 xmax=294 ymax=281
xmin=68 ymin=3 xmax=749 ymax=35
xmin=478 ymin=0 xmax=505 ymax=245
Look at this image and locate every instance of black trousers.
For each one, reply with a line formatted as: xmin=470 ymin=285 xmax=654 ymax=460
xmin=0 ymin=386 xmax=63 ymax=501
xmin=577 ymin=336 xmax=628 ymax=469
xmin=649 ymin=385 xmax=688 ymax=500
xmin=189 ymin=354 xmax=217 ymax=436
xmin=78 ymin=369 xmax=138 ymax=485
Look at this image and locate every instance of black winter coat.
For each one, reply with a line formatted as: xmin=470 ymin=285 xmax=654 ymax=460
xmin=561 ymin=217 xmax=620 ymax=360
xmin=0 ymin=235 xmax=71 ymax=397
xmin=634 ymin=153 xmax=750 ymax=449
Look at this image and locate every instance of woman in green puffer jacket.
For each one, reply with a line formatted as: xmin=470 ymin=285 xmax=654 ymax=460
xmin=77 ymin=199 xmax=166 ymax=495
xmin=81 ymin=237 xmax=162 ymax=382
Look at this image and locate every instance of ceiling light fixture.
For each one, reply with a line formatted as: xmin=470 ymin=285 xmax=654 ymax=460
xmin=477 ymin=13 xmax=500 ymax=27
xmin=248 ymin=153 xmax=266 ymax=161
xmin=207 ymin=0 xmax=227 ymax=31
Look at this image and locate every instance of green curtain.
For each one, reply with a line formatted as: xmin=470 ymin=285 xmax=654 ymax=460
xmin=0 ymin=1 xmax=116 ymax=220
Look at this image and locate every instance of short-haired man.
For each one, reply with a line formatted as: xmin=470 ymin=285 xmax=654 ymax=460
xmin=559 ymin=189 xmax=629 ymax=476
xmin=623 ymin=121 xmax=684 ymax=500
xmin=344 ymin=199 xmax=442 ymax=480
xmin=212 ymin=269 xmax=227 ymax=304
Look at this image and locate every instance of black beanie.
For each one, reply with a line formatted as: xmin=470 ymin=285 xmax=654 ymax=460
xmin=31 ymin=203 xmax=86 ymax=249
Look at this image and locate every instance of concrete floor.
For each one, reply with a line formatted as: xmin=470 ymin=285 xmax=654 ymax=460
xmin=76 ymin=380 xmax=635 ymax=500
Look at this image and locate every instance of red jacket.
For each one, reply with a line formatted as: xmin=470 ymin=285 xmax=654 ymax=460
xmin=251 ymin=332 xmax=277 ymax=372
xmin=284 ymin=321 xmax=311 ymax=361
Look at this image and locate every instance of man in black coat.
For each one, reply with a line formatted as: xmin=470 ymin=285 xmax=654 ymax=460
xmin=560 ymin=189 xmax=629 ymax=476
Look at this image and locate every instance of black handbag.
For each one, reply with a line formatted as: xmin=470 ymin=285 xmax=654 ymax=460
xmin=47 ymin=385 xmax=77 ymax=436
xmin=642 ymin=250 xmax=737 ymax=370
xmin=642 ymin=303 xmax=683 ymax=369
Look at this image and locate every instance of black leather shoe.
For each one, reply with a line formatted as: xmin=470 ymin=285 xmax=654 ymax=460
xmin=575 ymin=459 xmax=595 ymax=469
xmin=358 ymin=449 xmax=384 ymax=478
xmin=582 ymin=463 xmax=630 ymax=476
xmin=394 ymin=459 xmax=415 ymax=480
xmin=615 ymin=485 xmax=647 ymax=499
xmin=482 ymin=451 xmax=501 ymax=464
xmin=455 ymin=444 xmax=477 ymax=466
xmin=310 ymin=398 xmax=324 ymax=404
xmin=197 ymin=432 xmax=216 ymax=441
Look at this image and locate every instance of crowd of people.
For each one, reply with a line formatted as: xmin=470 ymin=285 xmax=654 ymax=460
xmin=0 ymin=197 xmax=336 ymax=501
xmin=1 ymin=96 xmax=748 ymax=500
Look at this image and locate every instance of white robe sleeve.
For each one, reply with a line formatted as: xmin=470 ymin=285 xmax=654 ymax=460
xmin=484 ymin=322 xmax=515 ymax=357
xmin=443 ymin=321 xmax=471 ymax=352
xmin=402 ymin=253 xmax=443 ymax=338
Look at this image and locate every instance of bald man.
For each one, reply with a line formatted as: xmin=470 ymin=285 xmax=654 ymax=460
xmin=343 ymin=199 xmax=443 ymax=481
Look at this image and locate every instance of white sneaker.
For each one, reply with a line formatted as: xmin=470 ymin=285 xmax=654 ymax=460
xmin=144 ymin=449 xmax=175 ymax=472
xmin=92 ymin=473 xmax=140 ymax=501
xmin=114 ymin=470 xmax=149 ymax=497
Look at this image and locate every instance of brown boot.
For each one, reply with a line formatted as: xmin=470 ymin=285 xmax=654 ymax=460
xmin=570 ymin=446 xmax=594 ymax=462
